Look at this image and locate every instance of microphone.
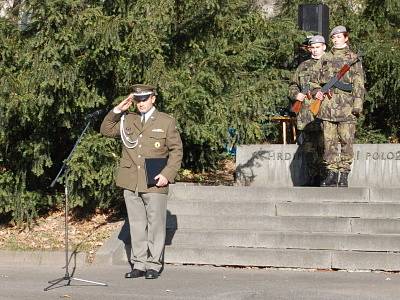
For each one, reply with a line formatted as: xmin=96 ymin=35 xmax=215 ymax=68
xmin=85 ymin=109 xmax=105 ymax=120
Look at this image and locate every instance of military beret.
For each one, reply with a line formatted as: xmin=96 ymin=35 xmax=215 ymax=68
xmin=309 ymin=35 xmax=325 ymax=44
xmin=330 ymin=25 xmax=347 ymax=37
xmin=132 ymin=84 xmax=157 ymax=101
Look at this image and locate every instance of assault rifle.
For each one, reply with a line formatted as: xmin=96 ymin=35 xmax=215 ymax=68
xmin=291 ymin=85 xmax=312 ymax=114
xmin=310 ymin=56 xmax=360 ymax=116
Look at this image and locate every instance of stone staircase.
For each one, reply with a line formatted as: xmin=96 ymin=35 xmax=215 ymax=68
xmin=96 ymin=184 xmax=400 ymax=271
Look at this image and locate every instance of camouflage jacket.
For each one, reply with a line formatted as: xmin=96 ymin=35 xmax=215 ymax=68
xmin=288 ymin=57 xmax=322 ymax=131
xmin=315 ymin=47 xmax=365 ymax=122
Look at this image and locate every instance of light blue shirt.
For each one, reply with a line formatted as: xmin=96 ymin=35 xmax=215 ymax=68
xmin=141 ymin=106 xmax=155 ymax=124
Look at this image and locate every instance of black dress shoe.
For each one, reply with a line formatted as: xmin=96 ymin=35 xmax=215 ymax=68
xmin=125 ymin=269 xmax=145 ymax=279
xmin=145 ymin=269 xmax=159 ymax=279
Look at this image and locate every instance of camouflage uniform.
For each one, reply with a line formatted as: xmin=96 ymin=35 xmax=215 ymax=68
xmin=289 ymin=58 xmax=324 ymax=185
xmin=316 ymin=46 xmax=365 ymax=175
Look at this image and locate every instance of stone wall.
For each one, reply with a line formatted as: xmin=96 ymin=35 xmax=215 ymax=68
xmin=236 ymin=144 xmax=400 ymax=187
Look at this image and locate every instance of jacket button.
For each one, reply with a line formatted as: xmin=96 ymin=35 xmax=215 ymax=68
xmin=137 ymin=166 xmax=141 ymax=169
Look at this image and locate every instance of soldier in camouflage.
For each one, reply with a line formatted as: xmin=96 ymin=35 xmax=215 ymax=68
xmin=314 ymin=26 xmax=365 ymax=187
xmin=288 ymin=35 xmax=326 ymax=186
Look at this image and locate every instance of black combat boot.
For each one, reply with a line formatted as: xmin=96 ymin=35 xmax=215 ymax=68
xmin=320 ymin=170 xmax=338 ymax=187
xmin=307 ymin=175 xmax=321 ymax=187
xmin=338 ymin=172 xmax=349 ymax=187
xmin=312 ymin=174 xmax=322 ymax=187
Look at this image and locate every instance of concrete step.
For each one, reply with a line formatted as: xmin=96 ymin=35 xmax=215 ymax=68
xmin=167 ymin=200 xmax=400 ymax=218
xmin=170 ymin=185 xmax=400 ymax=203
xmin=351 ymin=218 xmax=400 ymax=234
xmin=277 ymin=202 xmax=400 ymax=218
xmin=170 ymin=185 xmax=370 ymax=202
xmin=369 ymin=188 xmax=400 ymax=202
xmin=110 ymin=243 xmax=332 ymax=269
xmin=95 ymin=185 xmax=400 ymax=271
xmin=0 ymin=250 xmax=87 ymax=266
xmin=163 ymin=246 xmax=400 ymax=271
xmin=165 ymin=229 xmax=400 ymax=252
xmin=166 ymin=215 xmax=400 ymax=234
xmin=167 ymin=200 xmax=276 ymax=216
xmin=108 ymin=244 xmax=400 ymax=271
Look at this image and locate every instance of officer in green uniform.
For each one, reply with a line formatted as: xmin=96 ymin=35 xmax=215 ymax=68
xmin=315 ymin=26 xmax=365 ymax=187
xmin=289 ymin=35 xmax=326 ymax=186
xmin=100 ymin=84 xmax=183 ymax=279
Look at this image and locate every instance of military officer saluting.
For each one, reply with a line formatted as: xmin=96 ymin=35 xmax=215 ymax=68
xmin=100 ymin=84 xmax=183 ymax=279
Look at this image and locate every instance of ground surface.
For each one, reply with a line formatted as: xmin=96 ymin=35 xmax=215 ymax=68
xmin=0 ymin=264 xmax=399 ymax=300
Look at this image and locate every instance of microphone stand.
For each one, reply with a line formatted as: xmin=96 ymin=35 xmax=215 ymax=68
xmin=44 ymin=117 xmax=107 ymax=291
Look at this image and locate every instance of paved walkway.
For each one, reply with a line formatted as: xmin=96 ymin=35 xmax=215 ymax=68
xmin=0 ymin=262 xmax=399 ymax=300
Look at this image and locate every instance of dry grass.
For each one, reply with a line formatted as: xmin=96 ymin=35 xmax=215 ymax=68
xmin=0 ymin=209 xmax=123 ymax=262
xmin=178 ymin=158 xmax=235 ymax=185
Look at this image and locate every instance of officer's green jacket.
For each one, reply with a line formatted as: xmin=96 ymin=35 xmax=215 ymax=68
xmin=288 ymin=57 xmax=321 ymax=131
xmin=316 ymin=47 xmax=365 ymax=122
xmin=100 ymin=109 xmax=183 ymax=194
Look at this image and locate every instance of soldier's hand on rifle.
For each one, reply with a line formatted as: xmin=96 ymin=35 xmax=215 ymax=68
xmin=295 ymin=93 xmax=306 ymax=102
xmin=315 ymin=90 xmax=324 ymax=101
xmin=352 ymin=107 xmax=362 ymax=117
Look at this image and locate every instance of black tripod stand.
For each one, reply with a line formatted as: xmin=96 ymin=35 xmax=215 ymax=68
xmin=44 ymin=117 xmax=107 ymax=291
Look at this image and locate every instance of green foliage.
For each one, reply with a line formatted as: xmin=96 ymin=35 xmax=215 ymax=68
xmin=160 ymin=8 xmax=302 ymax=168
xmin=355 ymin=116 xmax=387 ymax=144
xmin=0 ymin=170 xmax=52 ymax=226
xmin=0 ymin=0 xmax=398 ymax=225
xmin=66 ymin=132 xmax=121 ymax=209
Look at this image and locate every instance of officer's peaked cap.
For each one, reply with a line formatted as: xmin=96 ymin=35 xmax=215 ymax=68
xmin=132 ymin=84 xmax=157 ymax=101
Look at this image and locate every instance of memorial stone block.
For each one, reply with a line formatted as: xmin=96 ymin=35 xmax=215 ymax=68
xmin=236 ymin=144 xmax=400 ymax=187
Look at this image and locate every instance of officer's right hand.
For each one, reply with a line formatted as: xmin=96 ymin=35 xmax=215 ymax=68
xmin=115 ymin=94 xmax=133 ymax=112
xmin=295 ymin=93 xmax=306 ymax=102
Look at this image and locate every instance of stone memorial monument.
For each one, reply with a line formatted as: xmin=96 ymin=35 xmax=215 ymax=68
xmin=236 ymin=144 xmax=400 ymax=188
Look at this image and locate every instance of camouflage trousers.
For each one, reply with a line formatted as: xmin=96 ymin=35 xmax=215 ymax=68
xmin=321 ymin=121 xmax=355 ymax=173
xmin=297 ymin=128 xmax=324 ymax=180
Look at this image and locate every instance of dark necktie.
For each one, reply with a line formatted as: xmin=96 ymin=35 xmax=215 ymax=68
xmin=141 ymin=114 xmax=145 ymax=128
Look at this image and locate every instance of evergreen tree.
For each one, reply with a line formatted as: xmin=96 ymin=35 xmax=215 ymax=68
xmin=0 ymin=0 xmax=398 ymax=224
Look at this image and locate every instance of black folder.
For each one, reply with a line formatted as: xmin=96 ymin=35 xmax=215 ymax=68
xmin=144 ymin=157 xmax=168 ymax=187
